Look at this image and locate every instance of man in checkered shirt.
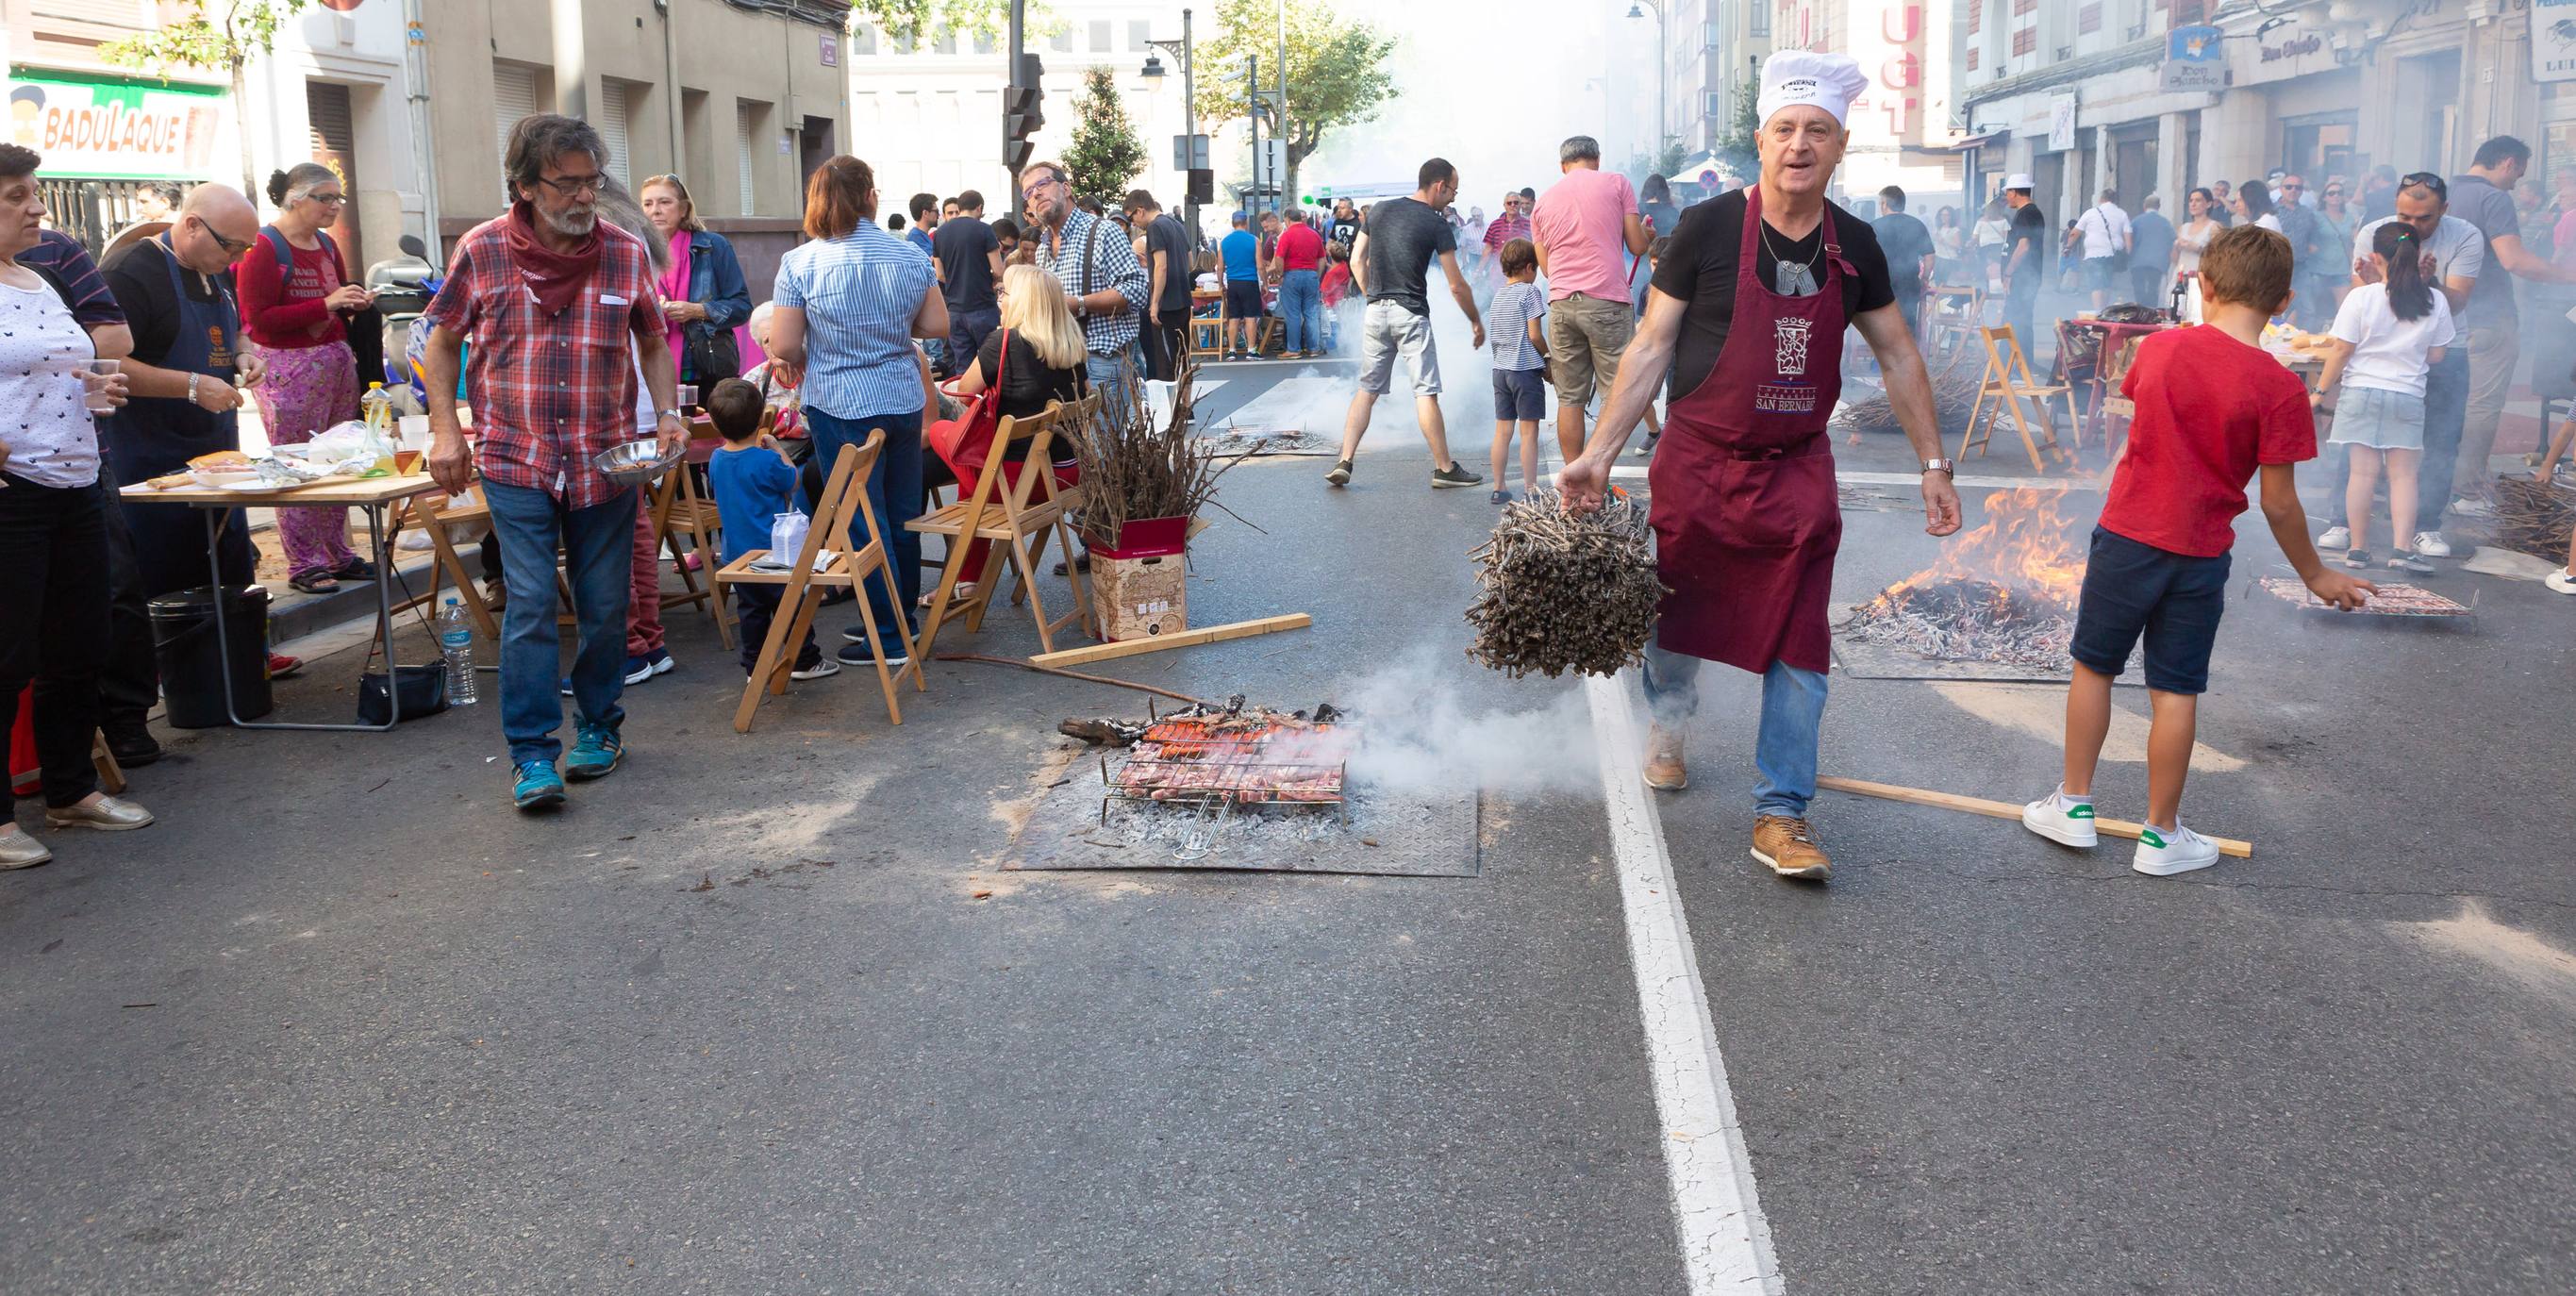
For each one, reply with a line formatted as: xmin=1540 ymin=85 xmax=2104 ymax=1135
xmin=424 ymin=114 xmax=685 ymax=812
xmin=1019 ymin=159 xmax=1150 ymax=415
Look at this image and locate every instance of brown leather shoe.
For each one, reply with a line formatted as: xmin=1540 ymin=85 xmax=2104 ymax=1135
xmin=1752 ymin=815 xmax=1831 ymax=880
xmin=1642 ymin=725 xmax=1688 ymax=790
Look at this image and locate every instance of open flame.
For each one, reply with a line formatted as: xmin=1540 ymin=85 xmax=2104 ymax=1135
xmin=1883 ymin=487 xmax=2087 ymax=608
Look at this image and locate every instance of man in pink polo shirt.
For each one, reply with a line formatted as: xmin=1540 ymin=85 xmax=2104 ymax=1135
xmin=1532 ymin=134 xmax=1651 ymax=460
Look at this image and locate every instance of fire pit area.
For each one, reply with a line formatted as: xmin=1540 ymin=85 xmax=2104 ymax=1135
xmin=1009 ymin=697 xmax=1480 ymax=877
xmin=1834 ymin=487 xmax=2111 ymax=682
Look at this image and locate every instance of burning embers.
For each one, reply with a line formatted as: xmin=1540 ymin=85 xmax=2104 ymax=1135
xmin=1076 ymin=699 xmax=1353 ymax=810
xmin=1843 ymin=488 xmax=2086 ymax=669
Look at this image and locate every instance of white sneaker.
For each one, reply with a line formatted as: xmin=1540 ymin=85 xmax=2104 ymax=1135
xmin=2450 ymin=496 xmax=2497 ymax=519
xmin=2132 ymin=823 xmax=2222 ymax=876
xmin=789 ymin=658 xmax=841 ymax=681
xmin=2545 ymin=570 xmax=2576 ymax=595
xmin=2021 ymin=787 xmax=2100 ymax=848
xmin=2411 ymin=530 xmax=2452 ymax=558
xmin=2316 ymin=524 xmax=2352 ymax=550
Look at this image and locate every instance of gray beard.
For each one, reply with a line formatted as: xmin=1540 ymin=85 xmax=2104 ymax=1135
xmin=542 ymin=206 xmax=597 ymax=239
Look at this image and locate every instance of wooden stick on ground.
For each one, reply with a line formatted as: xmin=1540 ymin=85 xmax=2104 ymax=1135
xmin=1027 ymin=614 xmax=1311 ymax=670
xmin=934 ymin=653 xmax=1219 ymax=708
xmin=1816 ymin=774 xmax=2253 ymax=859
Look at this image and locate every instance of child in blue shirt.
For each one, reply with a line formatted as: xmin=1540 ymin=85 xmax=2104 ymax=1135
xmin=705 ymin=377 xmax=834 ymax=680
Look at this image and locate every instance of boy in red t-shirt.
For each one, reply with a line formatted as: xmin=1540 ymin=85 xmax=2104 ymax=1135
xmin=2023 ymin=226 xmax=2374 ymax=876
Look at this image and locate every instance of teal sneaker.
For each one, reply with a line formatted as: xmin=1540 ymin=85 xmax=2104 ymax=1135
xmin=512 ymin=760 xmax=566 ymax=810
xmin=565 ymin=723 xmax=624 ymax=782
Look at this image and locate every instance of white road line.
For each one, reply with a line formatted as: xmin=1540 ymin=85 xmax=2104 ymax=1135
xmin=1584 ymin=673 xmax=1785 ymax=1295
xmin=1210 ymin=374 xmax=1339 ymax=432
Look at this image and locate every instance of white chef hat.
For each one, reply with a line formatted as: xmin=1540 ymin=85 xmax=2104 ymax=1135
xmin=1755 ymin=50 xmax=1871 ymax=130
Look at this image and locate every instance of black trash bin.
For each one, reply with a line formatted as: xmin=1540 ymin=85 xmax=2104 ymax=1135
xmin=149 ymin=586 xmax=274 ymax=728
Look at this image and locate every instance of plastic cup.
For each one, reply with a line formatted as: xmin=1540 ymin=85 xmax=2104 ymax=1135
xmin=83 ymin=359 xmax=119 ymax=412
xmin=674 ymin=384 xmax=698 ymax=409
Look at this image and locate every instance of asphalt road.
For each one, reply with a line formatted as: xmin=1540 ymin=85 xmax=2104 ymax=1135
xmin=5 ymin=356 xmax=2570 ymax=1294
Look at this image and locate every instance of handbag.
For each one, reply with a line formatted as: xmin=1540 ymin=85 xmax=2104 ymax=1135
xmin=357 ymin=662 xmax=450 ymax=725
xmin=683 ymin=320 xmax=740 ymax=387
xmin=927 ymin=327 xmax=1009 ymax=476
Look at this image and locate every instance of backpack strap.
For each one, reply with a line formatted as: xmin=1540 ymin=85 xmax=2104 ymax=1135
xmin=258 ymin=225 xmax=293 ymax=270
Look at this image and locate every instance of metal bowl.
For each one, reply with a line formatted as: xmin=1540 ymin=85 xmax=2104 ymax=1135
xmin=592 ymin=439 xmax=684 ymax=487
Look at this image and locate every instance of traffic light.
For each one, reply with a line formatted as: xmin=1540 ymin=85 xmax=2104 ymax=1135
xmin=1004 ymin=54 xmax=1044 ymax=174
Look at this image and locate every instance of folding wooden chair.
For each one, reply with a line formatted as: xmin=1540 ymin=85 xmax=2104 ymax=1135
xmin=1959 ymin=324 xmax=2076 ymax=473
xmin=908 ymin=393 xmax=1097 ymax=661
xmin=1926 ymin=284 xmax=1985 ymax=358
xmin=647 ymin=442 xmax=734 ymax=650
xmin=712 ymin=437 xmax=921 ymax=734
xmin=1188 ymin=317 xmax=1224 ymax=359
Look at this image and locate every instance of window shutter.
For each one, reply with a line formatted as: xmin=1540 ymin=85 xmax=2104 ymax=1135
xmin=307 ymin=83 xmax=354 ymax=158
xmin=598 ymin=81 xmax=631 ymax=187
xmin=737 ymin=101 xmax=756 ymax=216
xmin=494 ymin=63 xmax=536 ymax=187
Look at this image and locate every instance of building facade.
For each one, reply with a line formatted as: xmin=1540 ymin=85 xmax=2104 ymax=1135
xmin=843 ymin=1 xmax=1193 ymax=222
xmin=1657 ymin=0 xmax=1771 ymax=160
xmin=1962 ymin=0 xmax=2551 ymax=229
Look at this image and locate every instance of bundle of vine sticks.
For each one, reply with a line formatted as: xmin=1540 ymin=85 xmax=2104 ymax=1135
xmin=1466 ymin=490 xmax=1667 ymax=679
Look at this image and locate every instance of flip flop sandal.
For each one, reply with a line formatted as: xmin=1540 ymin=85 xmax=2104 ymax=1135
xmin=330 ymin=557 xmax=377 ymax=581
xmin=289 ymin=572 xmax=341 ymax=594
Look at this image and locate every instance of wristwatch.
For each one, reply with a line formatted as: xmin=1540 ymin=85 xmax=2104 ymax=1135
xmin=1921 ymin=457 xmax=1955 ymax=474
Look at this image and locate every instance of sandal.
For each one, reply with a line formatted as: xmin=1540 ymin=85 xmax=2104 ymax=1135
xmin=329 ymin=557 xmax=376 ymax=581
xmin=918 ymin=582 xmax=977 ymax=609
xmin=288 ymin=571 xmax=341 ymax=594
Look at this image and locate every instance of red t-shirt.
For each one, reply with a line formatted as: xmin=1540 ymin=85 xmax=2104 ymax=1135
xmin=1278 ymin=221 xmax=1325 ymax=272
xmin=235 ymin=234 xmax=348 ymax=349
xmin=2102 ymin=325 xmax=2317 ymax=557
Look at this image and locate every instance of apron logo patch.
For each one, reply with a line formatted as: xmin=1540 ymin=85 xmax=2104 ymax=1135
xmin=1753 ymin=382 xmax=1817 ymax=414
xmin=1773 ymin=318 xmax=1813 ymax=376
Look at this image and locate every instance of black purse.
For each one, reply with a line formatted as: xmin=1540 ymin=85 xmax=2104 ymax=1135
xmin=683 ymin=321 xmax=740 ymax=388
xmin=357 ymin=662 xmax=450 ymax=725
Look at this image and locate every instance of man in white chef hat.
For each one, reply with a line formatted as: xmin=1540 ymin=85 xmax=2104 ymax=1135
xmin=1562 ymin=51 xmax=1964 ymax=883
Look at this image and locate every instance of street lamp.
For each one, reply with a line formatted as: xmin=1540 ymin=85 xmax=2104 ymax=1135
xmin=1627 ymin=0 xmax=1667 ymax=173
xmin=1139 ymin=8 xmax=1202 ymax=245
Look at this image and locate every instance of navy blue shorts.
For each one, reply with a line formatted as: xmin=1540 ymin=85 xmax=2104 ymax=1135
xmin=2069 ymin=525 xmax=2232 ymax=694
xmin=1223 ymin=281 xmax=1264 ymax=319
xmin=1492 ymin=366 xmax=1546 ymax=422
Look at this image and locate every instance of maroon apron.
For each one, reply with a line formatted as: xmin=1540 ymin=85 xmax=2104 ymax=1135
xmin=1647 ymin=185 xmax=1853 ymax=675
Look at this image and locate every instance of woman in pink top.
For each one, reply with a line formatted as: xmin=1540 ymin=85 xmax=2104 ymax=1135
xmin=238 ymin=161 xmax=373 ymax=592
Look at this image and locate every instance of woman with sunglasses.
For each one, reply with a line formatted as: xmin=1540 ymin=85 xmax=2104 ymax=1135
xmin=238 ymin=161 xmax=375 ymax=594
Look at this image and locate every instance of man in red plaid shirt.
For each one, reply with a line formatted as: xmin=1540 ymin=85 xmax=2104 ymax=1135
xmin=1481 ymin=191 xmax=1534 ymax=286
xmin=424 ymin=114 xmax=685 ymax=812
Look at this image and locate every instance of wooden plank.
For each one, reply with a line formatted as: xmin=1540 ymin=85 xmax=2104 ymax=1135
xmin=1027 ymin=614 xmax=1311 ymax=670
xmin=1815 ymin=774 xmax=2252 ymax=859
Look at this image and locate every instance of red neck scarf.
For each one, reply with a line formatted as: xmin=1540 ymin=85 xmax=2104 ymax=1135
xmin=503 ymin=201 xmax=602 ymax=315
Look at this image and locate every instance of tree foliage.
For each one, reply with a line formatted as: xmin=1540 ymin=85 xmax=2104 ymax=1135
xmin=848 ymin=0 xmax=1046 ymax=43
xmin=99 ymin=1 xmax=312 ymax=202
xmin=1190 ymin=0 xmax=1397 ymax=201
xmin=1065 ymin=67 xmax=1148 ymax=208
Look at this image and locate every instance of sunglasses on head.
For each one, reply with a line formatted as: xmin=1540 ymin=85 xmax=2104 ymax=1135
xmin=2400 ymin=172 xmax=2447 ymax=199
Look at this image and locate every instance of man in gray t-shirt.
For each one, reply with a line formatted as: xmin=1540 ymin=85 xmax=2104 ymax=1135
xmin=1330 ymin=158 xmax=1487 ymax=491
xmin=2445 ymin=138 xmax=2576 ymax=511
xmin=2330 ymin=177 xmax=2485 ymax=553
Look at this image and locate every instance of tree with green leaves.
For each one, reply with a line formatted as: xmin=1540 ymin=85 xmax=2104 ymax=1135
xmin=1064 ymin=67 xmax=1147 ymax=208
xmin=1191 ymin=0 xmax=1397 ymax=205
xmin=847 ymin=0 xmax=1043 ymax=46
xmin=98 ymin=0 xmax=311 ymax=204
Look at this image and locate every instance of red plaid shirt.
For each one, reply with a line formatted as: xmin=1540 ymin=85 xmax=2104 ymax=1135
xmin=1483 ymin=212 xmax=1533 ymax=255
xmin=425 ymin=218 xmax=663 ymax=509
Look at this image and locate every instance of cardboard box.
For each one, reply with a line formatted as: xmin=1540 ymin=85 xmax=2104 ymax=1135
xmin=1092 ymin=552 xmax=1187 ymax=641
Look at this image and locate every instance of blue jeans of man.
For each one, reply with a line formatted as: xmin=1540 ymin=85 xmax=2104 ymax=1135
xmin=806 ymin=406 xmax=922 ymax=656
xmin=2328 ymin=346 xmax=2468 ymax=528
xmin=1086 ymin=352 xmax=1132 ymax=425
xmin=947 ymin=305 xmax=1001 ymax=375
xmin=1640 ymin=640 xmax=1828 ymax=819
xmin=1279 ymin=269 xmax=1323 ymax=353
xmin=485 ymin=480 xmax=636 ymax=766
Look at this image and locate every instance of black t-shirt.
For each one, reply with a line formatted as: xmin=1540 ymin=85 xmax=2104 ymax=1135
xmin=2005 ymin=203 xmax=2050 ymax=278
xmin=1640 ymin=198 xmax=1682 ymax=240
xmin=975 ymin=329 xmax=1088 ymax=422
xmin=1871 ymin=211 xmax=1934 ymax=292
xmin=1360 ymin=197 xmax=1457 ymax=315
xmin=1147 ymin=213 xmax=1192 ymax=311
xmin=1648 ymin=190 xmax=1895 ymax=401
xmin=935 ymin=217 xmax=1000 ymax=313
xmin=104 ymin=236 xmax=231 ymax=366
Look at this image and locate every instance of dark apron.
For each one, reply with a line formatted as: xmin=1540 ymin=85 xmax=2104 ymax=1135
xmin=1646 ymin=185 xmax=1853 ymax=675
xmin=105 ymin=237 xmax=253 ymax=597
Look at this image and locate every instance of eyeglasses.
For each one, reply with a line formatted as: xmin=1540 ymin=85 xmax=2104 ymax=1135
xmin=307 ymin=193 xmax=347 ymax=207
xmin=1022 ymin=174 xmax=1062 ymax=192
xmin=192 ymin=216 xmax=253 ymax=255
xmin=2279 ymin=182 xmax=2302 ymax=191
xmin=2324 ymin=188 xmax=2344 ymax=196
xmin=532 ymin=174 xmax=605 ymax=198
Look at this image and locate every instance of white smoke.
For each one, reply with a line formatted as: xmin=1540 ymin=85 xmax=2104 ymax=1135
xmin=1338 ymin=650 xmax=1601 ymax=796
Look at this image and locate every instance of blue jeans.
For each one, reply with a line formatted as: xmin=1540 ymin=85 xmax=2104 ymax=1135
xmin=1086 ymin=352 xmax=1132 ymax=425
xmin=947 ymin=305 xmax=1001 ymax=375
xmin=1640 ymin=641 xmax=1828 ymax=818
xmin=485 ymin=480 xmax=637 ymax=766
xmin=1279 ymin=269 xmax=1323 ymax=353
xmin=806 ymin=406 xmax=922 ymax=656
xmin=2329 ymin=346 xmax=2467 ymax=528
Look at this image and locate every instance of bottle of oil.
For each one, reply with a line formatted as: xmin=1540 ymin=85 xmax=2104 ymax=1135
xmin=358 ymin=382 xmax=396 ymax=476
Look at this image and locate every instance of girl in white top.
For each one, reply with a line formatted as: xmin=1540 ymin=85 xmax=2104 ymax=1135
xmin=2234 ymin=178 xmax=2283 ymax=233
xmin=2312 ymin=222 xmax=2456 ymax=573
xmin=2170 ymin=188 xmax=2220 ymax=294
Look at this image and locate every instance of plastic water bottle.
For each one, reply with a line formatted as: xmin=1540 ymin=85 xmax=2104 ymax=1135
xmin=439 ymin=598 xmax=477 ymax=705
